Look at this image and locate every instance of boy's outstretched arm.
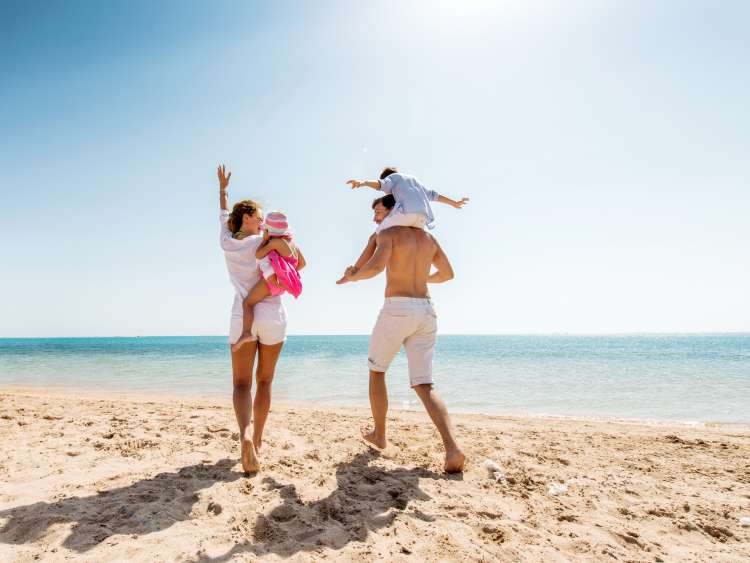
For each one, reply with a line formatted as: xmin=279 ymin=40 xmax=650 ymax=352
xmin=346 ymin=179 xmax=381 ymax=190
xmin=435 ymin=194 xmax=470 ymax=209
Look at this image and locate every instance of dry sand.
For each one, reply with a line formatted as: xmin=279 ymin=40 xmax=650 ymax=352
xmin=1 ymin=388 xmax=749 ymax=562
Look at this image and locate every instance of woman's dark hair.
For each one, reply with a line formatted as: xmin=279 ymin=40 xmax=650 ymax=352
xmin=372 ymin=194 xmax=396 ymax=210
xmin=379 ymin=166 xmax=398 ymax=180
xmin=227 ymin=199 xmax=261 ymax=236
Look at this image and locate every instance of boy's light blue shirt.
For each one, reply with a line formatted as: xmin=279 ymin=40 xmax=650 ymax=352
xmin=378 ymin=173 xmax=439 ymax=229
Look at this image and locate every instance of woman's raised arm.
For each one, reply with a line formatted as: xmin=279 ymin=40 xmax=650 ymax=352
xmin=218 ymin=164 xmax=231 ymax=211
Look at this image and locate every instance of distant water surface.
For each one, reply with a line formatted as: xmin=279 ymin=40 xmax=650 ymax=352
xmin=1 ymin=335 xmax=748 ymax=423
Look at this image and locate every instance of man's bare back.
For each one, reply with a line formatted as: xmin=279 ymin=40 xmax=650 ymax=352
xmin=381 ymin=227 xmax=434 ymax=298
xmin=350 ymin=226 xmax=454 ymax=296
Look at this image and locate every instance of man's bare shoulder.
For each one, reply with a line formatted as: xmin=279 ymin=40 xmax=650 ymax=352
xmin=375 ymin=226 xmax=413 ymax=241
xmin=377 ymin=227 xmax=436 ymax=246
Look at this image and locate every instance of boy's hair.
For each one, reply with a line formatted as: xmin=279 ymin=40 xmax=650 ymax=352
xmin=372 ymin=194 xmax=396 ymax=210
xmin=379 ymin=166 xmax=398 ymax=180
xmin=227 ymin=199 xmax=261 ymax=236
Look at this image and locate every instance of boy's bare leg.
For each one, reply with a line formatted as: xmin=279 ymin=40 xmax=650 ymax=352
xmin=252 ymin=341 xmax=284 ymax=453
xmin=361 ymin=370 xmax=388 ymax=449
xmin=413 ymin=384 xmax=465 ymax=473
xmin=232 ymin=280 xmax=271 ymax=352
xmin=231 ymin=340 xmax=260 ymax=473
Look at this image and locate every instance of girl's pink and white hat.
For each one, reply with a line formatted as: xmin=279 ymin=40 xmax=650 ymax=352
xmin=265 ymin=211 xmax=292 ymax=236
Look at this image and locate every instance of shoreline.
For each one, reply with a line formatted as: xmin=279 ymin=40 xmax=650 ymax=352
xmin=3 ymin=332 xmax=749 ymax=339
xmin=2 ymin=384 xmax=749 ymax=431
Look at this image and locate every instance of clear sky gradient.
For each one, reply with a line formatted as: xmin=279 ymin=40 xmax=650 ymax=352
xmin=1 ymin=0 xmax=748 ymax=337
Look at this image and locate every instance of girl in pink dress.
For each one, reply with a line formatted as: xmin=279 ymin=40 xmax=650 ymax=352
xmin=232 ymin=211 xmax=305 ymax=352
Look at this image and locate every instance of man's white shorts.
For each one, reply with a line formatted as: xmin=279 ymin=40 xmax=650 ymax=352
xmin=367 ymin=297 xmax=437 ymax=386
xmin=375 ymin=209 xmax=427 ymax=233
xmin=229 ymin=298 xmax=287 ymax=346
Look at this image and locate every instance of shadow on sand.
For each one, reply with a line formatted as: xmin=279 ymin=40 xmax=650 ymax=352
xmin=0 ymin=459 xmax=242 ymax=552
xmin=196 ymin=449 xmax=460 ymax=561
xmin=0 ymin=451 xmax=457 ymax=558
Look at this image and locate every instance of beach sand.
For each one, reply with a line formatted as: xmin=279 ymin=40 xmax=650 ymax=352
xmin=0 ymin=388 xmax=748 ymax=562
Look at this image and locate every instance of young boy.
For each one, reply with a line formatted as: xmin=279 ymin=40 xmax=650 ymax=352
xmin=346 ymin=167 xmax=469 ymax=232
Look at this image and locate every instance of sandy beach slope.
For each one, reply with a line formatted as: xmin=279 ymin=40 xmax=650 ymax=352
xmin=0 ymin=388 xmax=748 ymax=562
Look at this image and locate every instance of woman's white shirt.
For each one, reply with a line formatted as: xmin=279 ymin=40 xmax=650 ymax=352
xmin=220 ymin=210 xmax=281 ymax=315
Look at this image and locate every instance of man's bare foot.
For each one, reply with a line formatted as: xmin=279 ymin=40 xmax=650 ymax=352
xmin=361 ymin=427 xmax=387 ymax=449
xmin=231 ymin=333 xmax=254 ymax=353
xmin=444 ymin=448 xmax=466 ymax=473
xmin=241 ymin=432 xmax=260 ymax=473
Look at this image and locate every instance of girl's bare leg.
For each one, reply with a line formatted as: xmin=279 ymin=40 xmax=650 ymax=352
xmin=232 ymin=279 xmax=271 ymax=352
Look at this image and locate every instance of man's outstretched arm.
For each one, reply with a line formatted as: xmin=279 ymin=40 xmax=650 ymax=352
xmin=336 ymin=233 xmax=377 ymax=284
xmin=353 ymin=233 xmax=377 ymax=269
xmin=428 ymin=237 xmax=454 ymax=283
xmin=346 ymin=232 xmax=393 ymax=282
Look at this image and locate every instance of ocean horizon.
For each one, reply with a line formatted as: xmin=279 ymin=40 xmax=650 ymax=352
xmin=1 ymin=334 xmax=748 ymax=424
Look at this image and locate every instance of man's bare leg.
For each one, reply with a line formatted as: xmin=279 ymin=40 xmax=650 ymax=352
xmin=252 ymin=341 xmax=284 ymax=453
xmin=231 ymin=340 xmax=260 ymax=472
xmin=362 ymin=370 xmax=388 ymax=449
xmin=413 ymin=384 xmax=465 ymax=472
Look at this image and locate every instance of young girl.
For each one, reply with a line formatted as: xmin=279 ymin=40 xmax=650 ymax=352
xmin=231 ymin=211 xmax=304 ymax=352
xmin=346 ymin=166 xmax=469 ymax=232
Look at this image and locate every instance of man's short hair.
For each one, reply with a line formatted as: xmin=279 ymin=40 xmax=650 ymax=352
xmin=372 ymin=194 xmax=396 ymax=210
xmin=379 ymin=167 xmax=398 ymax=180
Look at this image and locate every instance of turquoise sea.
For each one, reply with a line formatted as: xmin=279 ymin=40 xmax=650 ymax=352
xmin=1 ymin=335 xmax=748 ymax=423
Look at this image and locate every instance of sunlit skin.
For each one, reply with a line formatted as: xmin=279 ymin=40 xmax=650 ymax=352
xmin=217 ymin=164 xmax=296 ymax=474
xmin=337 ymin=201 xmax=466 ymax=473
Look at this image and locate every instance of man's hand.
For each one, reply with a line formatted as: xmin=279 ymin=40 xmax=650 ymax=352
xmin=452 ymin=197 xmax=470 ymax=209
xmin=346 ymin=180 xmax=362 ymax=189
xmin=336 ymin=266 xmax=358 ymax=285
xmin=218 ymin=164 xmax=231 ymax=191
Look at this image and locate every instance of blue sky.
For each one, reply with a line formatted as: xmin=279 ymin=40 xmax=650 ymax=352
xmin=1 ymin=0 xmax=748 ymax=337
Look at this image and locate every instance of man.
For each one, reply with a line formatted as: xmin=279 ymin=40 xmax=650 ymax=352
xmin=337 ymin=199 xmax=466 ymax=473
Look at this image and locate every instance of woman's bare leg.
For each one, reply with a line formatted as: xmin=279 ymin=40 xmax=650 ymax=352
xmin=232 ymin=280 xmax=272 ymax=352
xmin=231 ymin=340 xmax=260 ymax=472
xmin=252 ymin=341 xmax=284 ymax=452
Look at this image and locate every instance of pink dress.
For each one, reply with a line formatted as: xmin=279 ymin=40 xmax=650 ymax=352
xmin=263 ymin=250 xmax=303 ymax=298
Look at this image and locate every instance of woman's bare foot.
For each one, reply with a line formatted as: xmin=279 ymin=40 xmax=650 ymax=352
xmin=444 ymin=448 xmax=466 ymax=473
xmin=253 ymin=436 xmax=263 ymax=452
xmin=231 ymin=333 xmax=254 ymax=353
xmin=241 ymin=431 xmax=260 ymax=473
xmin=361 ymin=427 xmax=387 ymax=449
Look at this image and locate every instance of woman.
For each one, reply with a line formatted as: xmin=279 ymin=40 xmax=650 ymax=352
xmin=217 ymin=164 xmax=306 ymax=472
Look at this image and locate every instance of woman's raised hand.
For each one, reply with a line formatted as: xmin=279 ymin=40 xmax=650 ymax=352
xmin=218 ymin=164 xmax=232 ymax=191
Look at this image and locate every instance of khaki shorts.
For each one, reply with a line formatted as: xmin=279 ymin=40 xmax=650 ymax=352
xmin=367 ymin=297 xmax=437 ymax=386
